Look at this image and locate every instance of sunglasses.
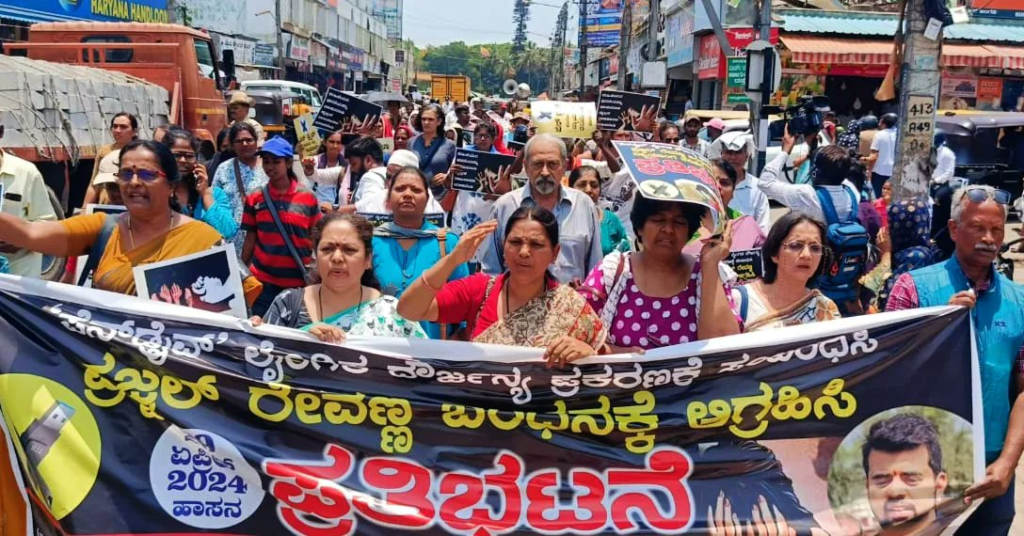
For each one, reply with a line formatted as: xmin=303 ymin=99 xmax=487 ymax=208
xmin=663 ymin=137 xmax=680 ymax=144
xmin=782 ymin=241 xmax=824 ymax=256
xmin=964 ymin=186 xmax=1011 ymax=205
xmin=172 ymin=151 xmax=197 ymax=162
xmin=115 ymin=169 xmax=166 ymax=183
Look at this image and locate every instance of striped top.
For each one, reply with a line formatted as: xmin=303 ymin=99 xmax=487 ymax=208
xmin=242 ymin=180 xmax=322 ymax=288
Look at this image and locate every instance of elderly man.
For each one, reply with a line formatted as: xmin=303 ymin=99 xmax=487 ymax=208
xmin=714 ymin=131 xmax=771 ymax=234
xmin=227 ymin=91 xmax=266 ymax=146
xmin=480 ymin=134 xmax=602 ymax=284
xmin=887 ymin=185 xmax=1024 ymax=535
xmin=0 ymin=124 xmax=57 ymax=278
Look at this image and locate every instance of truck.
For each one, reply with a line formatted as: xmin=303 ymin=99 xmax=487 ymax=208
xmin=431 ymin=74 xmax=471 ymax=104
xmin=2 ymin=22 xmax=231 ymax=280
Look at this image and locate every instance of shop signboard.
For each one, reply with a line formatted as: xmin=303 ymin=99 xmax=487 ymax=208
xmin=288 ymin=36 xmax=310 ymax=63
xmin=726 ymin=92 xmax=751 ymax=105
xmin=726 ymin=57 xmax=746 ymax=88
xmin=584 ymin=0 xmax=623 ymax=47
xmin=940 ymin=75 xmax=978 ymax=110
xmin=699 ymin=28 xmax=778 ymax=81
xmin=0 ymin=0 xmax=168 ymax=23
xmin=666 ymin=10 xmax=694 ymax=68
xmin=977 ymin=78 xmax=1005 ymax=111
xmin=697 ymin=34 xmax=721 ymax=80
xmin=969 ymin=0 xmax=1024 ymax=19
xmin=253 ymin=44 xmax=276 ymax=67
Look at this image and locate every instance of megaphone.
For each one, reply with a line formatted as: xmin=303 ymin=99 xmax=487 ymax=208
xmin=516 ymin=82 xmax=532 ymax=99
xmin=503 ymin=79 xmax=518 ymax=96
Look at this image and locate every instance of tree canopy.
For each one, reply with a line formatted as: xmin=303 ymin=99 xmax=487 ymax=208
xmin=416 ymin=41 xmax=557 ymax=97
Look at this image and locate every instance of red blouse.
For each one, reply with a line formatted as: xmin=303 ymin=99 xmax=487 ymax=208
xmin=434 ymin=272 xmax=559 ymax=339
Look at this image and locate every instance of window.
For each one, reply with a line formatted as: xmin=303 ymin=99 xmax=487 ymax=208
xmin=194 ymin=39 xmax=219 ymax=87
xmin=81 ymin=35 xmax=133 ymax=63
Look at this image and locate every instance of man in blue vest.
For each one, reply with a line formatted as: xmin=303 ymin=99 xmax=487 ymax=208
xmin=887 ymin=185 xmax=1024 ymax=535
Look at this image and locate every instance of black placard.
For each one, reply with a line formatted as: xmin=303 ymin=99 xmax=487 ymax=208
xmin=451 ymin=149 xmax=516 ymax=194
xmin=726 ymin=248 xmax=765 ymax=282
xmin=597 ymin=89 xmax=662 ymax=131
xmin=313 ymin=88 xmax=385 ymax=134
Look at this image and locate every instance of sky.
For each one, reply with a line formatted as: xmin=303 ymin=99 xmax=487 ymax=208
xmin=402 ymin=0 xmax=577 ymax=48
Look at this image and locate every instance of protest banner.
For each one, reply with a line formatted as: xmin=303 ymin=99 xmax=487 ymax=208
xmin=0 ymin=275 xmax=982 ymax=535
xmin=613 ymin=140 xmax=727 ymax=233
xmin=597 ymin=90 xmax=662 ymax=131
xmin=313 ymin=88 xmax=384 ymax=134
xmin=293 ymin=113 xmax=322 ymax=158
xmin=83 ymin=204 xmax=128 ymax=216
xmin=727 ymin=248 xmax=764 ymax=282
xmin=451 ymin=149 xmax=516 ymax=194
xmin=531 ymin=100 xmax=599 ymax=139
xmin=133 ymin=244 xmax=247 ymax=319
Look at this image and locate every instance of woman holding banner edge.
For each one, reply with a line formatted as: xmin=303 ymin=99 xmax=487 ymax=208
xmin=398 ymin=206 xmax=607 ymax=366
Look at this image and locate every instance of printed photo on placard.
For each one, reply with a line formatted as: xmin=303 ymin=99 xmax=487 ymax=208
xmin=612 ymin=140 xmax=725 ymax=233
xmin=597 ymin=90 xmax=662 ymax=131
xmin=726 ymin=249 xmax=764 ymax=282
xmin=133 ymin=244 xmax=247 ymax=319
xmin=451 ymin=149 xmax=516 ymax=194
xmin=359 ymin=212 xmax=446 ymax=228
xmin=83 ymin=204 xmax=129 ymax=216
xmin=313 ymin=88 xmax=385 ymax=134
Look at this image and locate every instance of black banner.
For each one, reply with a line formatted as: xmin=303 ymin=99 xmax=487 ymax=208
xmin=0 ymin=276 xmax=982 ymax=535
xmin=313 ymin=88 xmax=384 ymax=134
xmin=597 ymin=90 xmax=662 ymax=131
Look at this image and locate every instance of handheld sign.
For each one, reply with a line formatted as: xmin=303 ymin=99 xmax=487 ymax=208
xmin=313 ymin=88 xmax=385 ymax=134
xmin=612 ymin=140 xmax=725 ymax=234
xmin=531 ymin=101 xmax=598 ymax=139
xmin=133 ymin=244 xmax=248 ymax=319
xmin=377 ymin=137 xmax=395 ymax=154
xmin=294 ymin=113 xmax=323 ymax=158
xmin=84 ymin=204 xmax=128 ymax=215
xmin=360 ymin=212 xmax=446 ymax=228
xmin=726 ymin=249 xmax=765 ymax=282
xmin=451 ymin=149 xmax=516 ymax=194
xmin=597 ymin=90 xmax=662 ymax=131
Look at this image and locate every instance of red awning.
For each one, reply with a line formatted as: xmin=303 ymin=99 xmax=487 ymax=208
xmin=780 ymin=36 xmax=894 ymax=66
xmin=943 ymin=43 xmax=1003 ymax=68
xmin=986 ymin=45 xmax=1024 ymax=70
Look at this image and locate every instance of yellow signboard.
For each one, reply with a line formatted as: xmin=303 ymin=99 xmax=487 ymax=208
xmin=531 ymin=101 xmax=598 ymax=139
xmin=294 ymin=113 xmax=322 ymax=158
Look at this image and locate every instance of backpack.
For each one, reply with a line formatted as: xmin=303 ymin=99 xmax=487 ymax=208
xmin=815 ymin=187 xmax=869 ymax=303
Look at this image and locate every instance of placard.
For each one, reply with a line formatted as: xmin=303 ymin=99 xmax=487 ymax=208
xmin=133 ymin=244 xmax=248 ymax=319
xmin=451 ymin=149 xmax=516 ymax=194
xmin=726 ymin=248 xmax=764 ymax=281
xmin=313 ymin=88 xmax=385 ymax=134
xmin=612 ymin=140 xmax=725 ymax=233
xmin=293 ymin=113 xmax=322 ymax=158
xmin=531 ymin=101 xmax=599 ymax=139
xmin=83 ymin=204 xmax=129 ymax=216
xmin=359 ymin=212 xmax=445 ymax=228
xmin=377 ymin=137 xmax=395 ymax=154
xmin=596 ymin=90 xmax=662 ymax=131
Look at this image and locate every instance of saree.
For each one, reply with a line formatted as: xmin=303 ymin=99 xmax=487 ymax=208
xmin=473 ymin=280 xmax=607 ymax=349
xmin=306 ymin=295 xmax=427 ymax=339
xmin=742 ymin=288 xmax=840 ymax=333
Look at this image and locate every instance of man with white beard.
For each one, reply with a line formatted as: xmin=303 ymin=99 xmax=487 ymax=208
xmin=480 ymin=134 xmax=602 ymax=284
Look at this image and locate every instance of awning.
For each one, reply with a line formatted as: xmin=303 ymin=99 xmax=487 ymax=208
xmin=780 ymin=36 xmax=893 ymax=65
xmin=987 ymin=45 xmax=1024 ymax=70
xmin=942 ymin=43 xmax=1002 ymax=68
xmin=0 ymin=7 xmax=61 ymax=23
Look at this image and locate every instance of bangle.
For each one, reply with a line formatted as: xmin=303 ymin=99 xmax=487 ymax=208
xmin=421 ymin=273 xmax=442 ymax=292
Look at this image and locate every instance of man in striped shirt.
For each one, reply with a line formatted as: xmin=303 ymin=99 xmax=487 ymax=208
xmin=242 ymin=137 xmax=322 ymax=316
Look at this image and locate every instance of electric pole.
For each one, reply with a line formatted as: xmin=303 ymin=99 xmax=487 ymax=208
xmin=892 ymin=0 xmax=940 ymax=203
xmin=275 ymin=0 xmax=286 ymax=78
xmin=579 ymin=0 xmax=587 ymax=98
xmin=753 ymin=0 xmax=772 ymax=175
xmin=617 ymin=0 xmax=631 ymax=91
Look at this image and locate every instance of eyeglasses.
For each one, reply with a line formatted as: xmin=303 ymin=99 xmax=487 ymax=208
xmin=964 ymin=186 xmax=1011 ymax=205
xmin=233 ymin=138 xmax=257 ymax=145
xmin=782 ymin=241 xmax=824 ymax=256
xmin=663 ymin=137 xmax=680 ymax=144
xmin=115 ymin=169 xmax=166 ymax=183
xmin=172 ymin=151 xmax=197 ymax=162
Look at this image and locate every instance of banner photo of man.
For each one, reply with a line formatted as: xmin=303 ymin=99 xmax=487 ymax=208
xmin=531 ymin=100 xmax=599 ymax=139
xmin=613 ymin=140 xmax=727 ymax=234
xmin=0 ymin=274 xmax=983 ymax=535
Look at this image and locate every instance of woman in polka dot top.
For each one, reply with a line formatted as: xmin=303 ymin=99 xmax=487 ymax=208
xmin=580 ymin=194 xmax=741 ymax=353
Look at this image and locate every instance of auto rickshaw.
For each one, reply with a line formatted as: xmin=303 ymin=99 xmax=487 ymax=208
xmin=935 ymin=111 xmax=1024 ymax=209
xmin=235 ymin=89 xmax=303 ymax=147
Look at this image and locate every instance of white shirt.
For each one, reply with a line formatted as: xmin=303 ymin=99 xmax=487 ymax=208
xmin=598 ymin=169 xmax=637 ymax=239
xmin=680 ymin=137 xmax=711 ymax=158
xmin=757 ymin=153 xmax=860 ymax=224
xmin=870 ymin=128 xmax=897 ymax=176
xmin=729 ymin=171 xmax=772 ymax=234
xmin=352 ymin=167 xmax=388 ymax=204
xmin=0 ymin=151 xmax=56 ymax=277
xmin=932 ymin=145 xmax=956 ymax=185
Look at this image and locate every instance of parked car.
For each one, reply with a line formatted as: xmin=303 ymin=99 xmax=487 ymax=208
xmin=241 ymin=80 xmax=323 ymax=113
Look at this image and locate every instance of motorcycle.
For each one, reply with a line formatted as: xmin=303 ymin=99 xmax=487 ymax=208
xmin=996 ymin=236 xmax=1023 ymax=281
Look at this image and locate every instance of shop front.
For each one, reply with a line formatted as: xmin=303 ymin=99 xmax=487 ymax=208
xmin=694 ymin=27 xmax=779 ymax=110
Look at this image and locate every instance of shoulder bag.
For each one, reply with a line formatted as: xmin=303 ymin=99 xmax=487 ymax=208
xmin=262 ymin=185 xmax=313 ymax=285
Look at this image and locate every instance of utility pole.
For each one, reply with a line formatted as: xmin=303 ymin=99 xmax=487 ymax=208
xmin=647 ymin=0 xmax=659 ymax=68
xmin=616 ymin=0 xmax=631 ymax=91
xmin=753 ymin=0 xmax=772 ymax=175
xmin=579 ymin=0 xmax=587 ymax=98
xmin=275 ymin=0 xmax=286 ymax=79
xmin=892 ymin=0 xmax=940 ymax=203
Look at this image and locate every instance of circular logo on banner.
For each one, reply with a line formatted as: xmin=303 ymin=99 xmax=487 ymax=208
xmin=0 ymin=374 xmax=101 ymax=520
xmin=149 ymin=426 xmax=264 ymax=529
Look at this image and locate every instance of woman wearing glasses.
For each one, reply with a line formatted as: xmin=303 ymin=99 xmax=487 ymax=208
xmin=731 ymin=212 xmax=839 ymax=332
xmin=0 ymin=140 xmax=255 ymax=297
xmin=163 ymin=128 xmax=238 ymax=240
xmin=212 ymin=123 xmax=269 ymax=254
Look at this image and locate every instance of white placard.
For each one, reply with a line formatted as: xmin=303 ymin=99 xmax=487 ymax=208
xmin=133 ymin=244 xmax=247 ymax=319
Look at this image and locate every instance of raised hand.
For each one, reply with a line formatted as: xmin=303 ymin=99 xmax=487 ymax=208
xmin=450 ymin=220 xmax=498 ymax=265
